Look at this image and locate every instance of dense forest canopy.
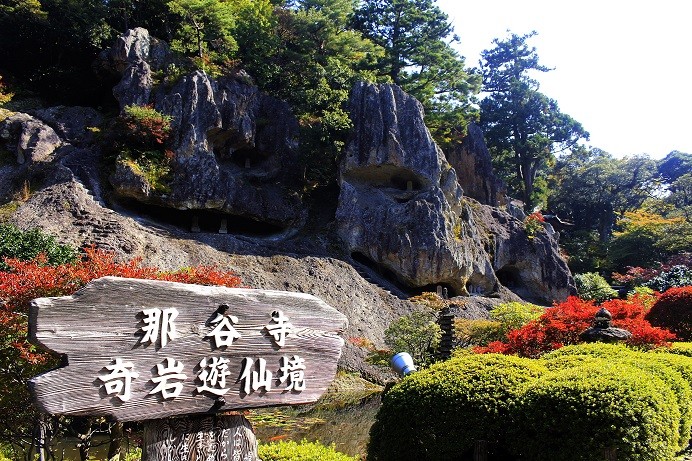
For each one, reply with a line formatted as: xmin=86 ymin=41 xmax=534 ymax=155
xmin=0 ymin=0 xmax=689 ymax=277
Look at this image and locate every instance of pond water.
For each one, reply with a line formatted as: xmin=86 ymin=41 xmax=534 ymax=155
xmin=249 ymin=392 xmax=382 ymax=458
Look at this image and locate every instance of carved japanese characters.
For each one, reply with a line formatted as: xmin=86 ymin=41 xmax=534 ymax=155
xmin=29 ymin=277 xmax=348 ymax=422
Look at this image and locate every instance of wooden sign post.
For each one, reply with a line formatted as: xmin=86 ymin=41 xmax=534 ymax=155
xmin=28 ymin=277 xmax=348 ymax=460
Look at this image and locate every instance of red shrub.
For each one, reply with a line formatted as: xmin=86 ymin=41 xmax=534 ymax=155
xmin=0 ymin=247 xmax=242 ymax=363
xmin=475 ymin=296 xmax=675 ymax=358
xmin=645 ymin=286 xmax=692 ymax=340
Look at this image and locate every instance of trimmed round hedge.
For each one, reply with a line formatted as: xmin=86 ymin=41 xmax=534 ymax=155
xmin=660 ymin=342 xmax=692 ymax=357
xmin=510 ymin=362 xmax=680 ymax=461
xmin=367 ymin=354 xmax=546 ymax=461
xmin=543 ymin=343 xmax=692 ymax=452
xmin=370 ymin=345 xmax=692 ymax=460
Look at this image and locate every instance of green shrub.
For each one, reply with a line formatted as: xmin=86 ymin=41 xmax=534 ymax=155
xmin=574 ymin=272 xmax=618 ymax=303
xmin=258 ymin=440 xmax=359 ymax=461
xmin=367 ymin=354 xmax=546 ymax=461
xmin=489 ymin=301 xmax=543 ymax=335
xmin=0 ymin=223 xmax=77 ymax=270
xmin=453 ymin=318 xmax=503 ymax=347
xmin=645 ymin=286 xmax=692 ymax=340
xmin=453 ymin=302 xmax=543 ymax=348
xmin=384 ymin=311 xmax=441 ymax=367
xmin=510 ymin=362 xmax=680 ymax=461
xmin=543 ymin=343 xmax=692 ymax=452
xmin=541 ymin=342 xmax=635 ymax=361
xmin=659 ymin=342 xmax=692 ymax=357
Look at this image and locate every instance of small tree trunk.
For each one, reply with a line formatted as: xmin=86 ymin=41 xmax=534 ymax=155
xmin=107 ymin=422 xmax=124 ymax=461
xmin=473 ymin=440 xmax=488 ymax=461
xmin=73 ymin=418 xmax=93 ymax=461
xmin=603 ymin=447 xmax=617 ymax=461
xmin=142 ymin=414 xmax=258 ymax=461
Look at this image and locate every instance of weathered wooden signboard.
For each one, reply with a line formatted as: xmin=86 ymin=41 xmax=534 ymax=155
xmin=28 ymin=276 xmax=348 ymax=423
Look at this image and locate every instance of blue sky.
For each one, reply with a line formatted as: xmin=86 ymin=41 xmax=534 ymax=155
xmin=437 ymin=0 xmax=692 ymax=159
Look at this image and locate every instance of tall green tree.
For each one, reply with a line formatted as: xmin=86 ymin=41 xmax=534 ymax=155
xmin=167 ymin=0 xmax=237 ymax=58
xmin=258 ymin=0 xmax=382 ymax=184
xmin=658 ymin=150 xmax=692 ymax=184
xmin=352 ymin=0 xmax=480 ymax=145
xmin=480 ymin=31 xmax=588 ymax=210
xmin=657 ymin=151 xmax=692 ymax=220
xmin=547 ymin=147 xmax=658 ymax=272
xmin=0 ymin=0 xmax=118 ymax=105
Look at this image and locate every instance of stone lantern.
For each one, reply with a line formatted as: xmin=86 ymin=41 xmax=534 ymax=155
xmin=579 ymin=307 xmax=632 ymax=343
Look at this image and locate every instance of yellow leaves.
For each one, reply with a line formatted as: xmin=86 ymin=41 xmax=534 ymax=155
xmin=616 ymin=210 xmax=684 ymax=234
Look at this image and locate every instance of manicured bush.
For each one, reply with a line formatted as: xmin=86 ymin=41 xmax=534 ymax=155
xmin=645 ymin=286 xmax=692 ymax=340
xmin=543 ymin=343 xmax=692 ymax=452
xmin=510 ymin=362 xmax=680 ymax=461
xmin=367 ymin=354 xmax=546 ymax=460
xmin=574 ymin=272 xmax=618 ymax=303
xmin=0 ymin=223 xmax=77 ymax=271
xmin=660 ymin=341 xmax=692 ymax=357
xmin=258 ymin=440 xmax=359 ymax=461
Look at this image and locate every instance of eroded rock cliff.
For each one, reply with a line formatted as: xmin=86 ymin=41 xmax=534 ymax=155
xmin=336 ymin=82 xmax=574 ymax=303
xmin=0 ymin=29 xmax=576 ymax=380
xmin=102 ymin=28 xmax=304 ymax=230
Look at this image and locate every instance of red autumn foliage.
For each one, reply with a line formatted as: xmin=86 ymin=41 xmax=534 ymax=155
xmin=527 ymin=211 xmax=545 ymax=223
xmin=118 ymin=104 xmax=171 ymax=148
xmin=0 ymin=246 xmax=242 ymax=363
xmin=474 ymin=295 xmax=675 ymax=358
xmin=645 ymin=286 xmax=692 ymax=341
xmin=612 ymin=253 xmax=692 ymax=285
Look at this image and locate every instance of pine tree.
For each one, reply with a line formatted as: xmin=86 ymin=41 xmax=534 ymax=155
xmin=480 ymin=31 xmax=588 ymax=210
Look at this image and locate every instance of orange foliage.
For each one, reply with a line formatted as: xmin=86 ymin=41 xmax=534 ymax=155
xmin=0 ymin=246 xmax=242 ymax=363
xmin=475 ymin=295 xmax=674 ymax=358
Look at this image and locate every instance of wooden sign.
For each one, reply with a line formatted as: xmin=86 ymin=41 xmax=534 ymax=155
xmin=29 ymin=277 xmax=348 ymax=422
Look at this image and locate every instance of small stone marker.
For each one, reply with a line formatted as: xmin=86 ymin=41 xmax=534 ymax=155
xmin=191 ymin=215 xmax=201 ymax=233
xmin=28 ymin=276 xmax=348 ymax=460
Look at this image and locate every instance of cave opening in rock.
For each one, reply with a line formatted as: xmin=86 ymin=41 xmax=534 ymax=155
xmin=465 ymin=274 xmax=494 ymax=297
xmin=411 ymin=283 xmax=458 ymax=299
xmin=350 ymin=252 xmax=413 ymax=297
xmin=228 ymin=146 xmax=268 ymax=169
xmin=118 ymin=200 xmax=285 ymax=237
xmin=496 ymin=266 xmax=520 ymax=288
xmin=345 ymin=165 xmax=425 ymax=191
xmin=207 ymin=128 xmax=269 ymax=169
xmin=495 ymin=265 xmax=537 ymax=300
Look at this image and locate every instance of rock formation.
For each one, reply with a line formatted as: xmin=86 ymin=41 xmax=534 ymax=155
xmin=336 ymin=82 xmax=574 ymax=303
xmin=102 ymin=28 xmax=304 ymax=230
xmin=0 ymin=29 xmax=578 ymax=379
xmin=0 ymin=113 xmax=63 ymax=164
xmin=445 ymin=122 xmax=506 ymax=207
